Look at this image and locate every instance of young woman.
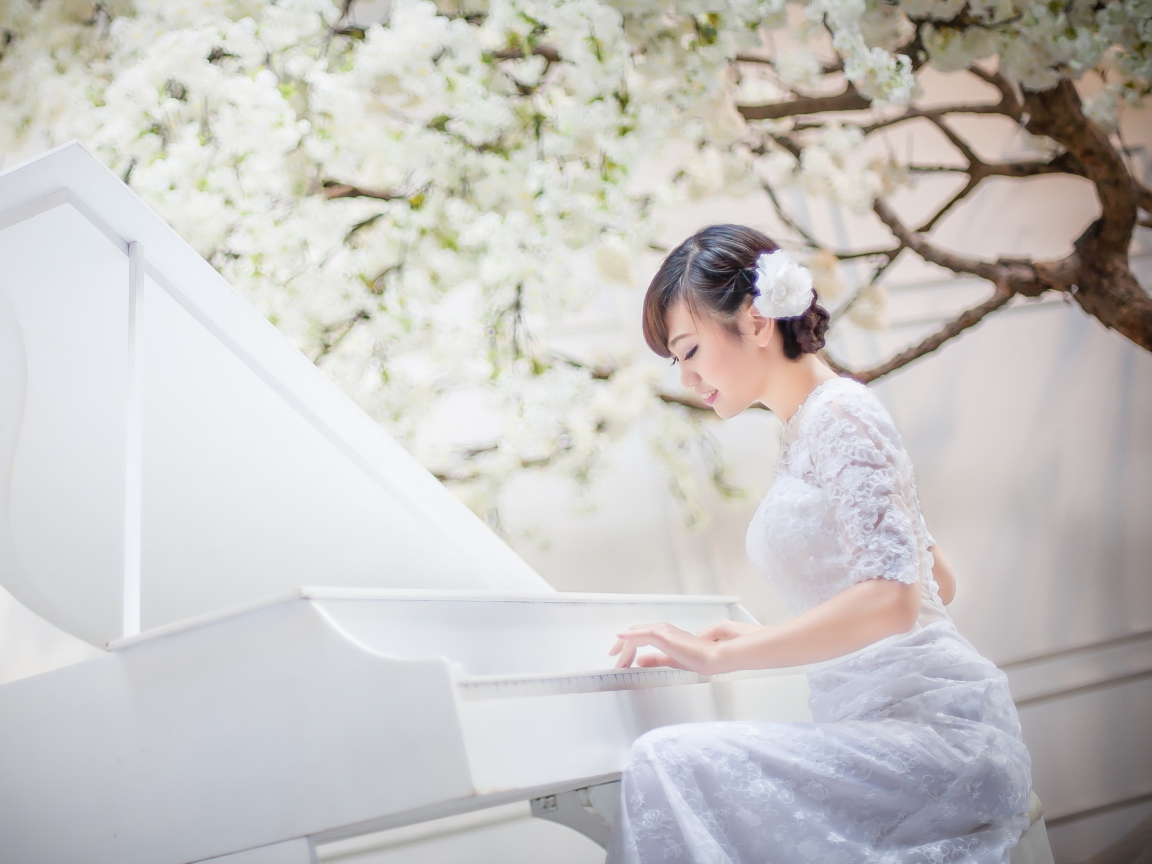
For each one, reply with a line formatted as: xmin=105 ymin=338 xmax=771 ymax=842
xmin=605 ymin=224 xmax=1033 ymax=863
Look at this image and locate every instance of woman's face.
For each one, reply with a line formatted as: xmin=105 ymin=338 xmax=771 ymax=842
xmin=665 ymin=299 xmax=774 ymax=419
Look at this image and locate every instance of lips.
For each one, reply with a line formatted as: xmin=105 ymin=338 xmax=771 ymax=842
xmin=703 ymin=390 xmax=718 ymax=406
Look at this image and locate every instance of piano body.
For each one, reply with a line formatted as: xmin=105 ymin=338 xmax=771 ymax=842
xmin=0 ymin=143 xmax=813 ymax=864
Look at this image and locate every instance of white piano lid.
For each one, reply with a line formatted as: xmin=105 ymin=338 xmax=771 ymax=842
xmin=0 ymin=142 xmax=553 ymax=648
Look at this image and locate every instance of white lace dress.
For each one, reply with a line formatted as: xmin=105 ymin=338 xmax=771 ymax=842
xmin=605 ymin=376 xmax=1033 ymax=864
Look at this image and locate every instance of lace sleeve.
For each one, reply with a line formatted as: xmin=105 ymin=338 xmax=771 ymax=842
xmin=806 ymin=388 xmax=921 ymax=586
xmin=921 ymin=514 xmax=937 ymax=548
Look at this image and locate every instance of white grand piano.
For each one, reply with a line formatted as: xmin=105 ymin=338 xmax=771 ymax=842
xmin=0 ymin=143 xmax=813 ymax=864
xmin=0 ymin=144 xmax=1052 ymax=864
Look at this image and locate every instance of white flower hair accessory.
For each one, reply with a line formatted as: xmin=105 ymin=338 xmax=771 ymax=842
xmin=752 ymin=249 xmax=814 ymax=319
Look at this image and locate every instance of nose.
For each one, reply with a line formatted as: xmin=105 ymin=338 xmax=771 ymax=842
xmin=679 ymin=362 xmax=699 ymax=390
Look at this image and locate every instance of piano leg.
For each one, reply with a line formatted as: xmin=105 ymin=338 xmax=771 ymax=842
xmin=195 ymin=838 xmax=317 ymax=864
xmin=530 ymin=780 xmax=621 ymax=849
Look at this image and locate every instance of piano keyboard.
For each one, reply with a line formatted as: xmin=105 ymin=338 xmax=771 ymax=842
xmin=457 ymin=666 xmax=797 ymax=700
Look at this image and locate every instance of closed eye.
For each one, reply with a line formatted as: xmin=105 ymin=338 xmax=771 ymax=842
xmin=685 ymin=346 xmax=697 ymax=361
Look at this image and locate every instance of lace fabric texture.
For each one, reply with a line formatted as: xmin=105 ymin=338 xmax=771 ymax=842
xmin=606 ymin=377 xmax=1032 ymax=863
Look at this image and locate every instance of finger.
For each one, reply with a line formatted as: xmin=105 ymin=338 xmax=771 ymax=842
xmin=635 ymin=653 xmax=663 ymax=667
xmin=608 ymin=638 xmax=623 ymax=657
xmin=615 ymin=642 xmax=637 ymax=668
xmin=636 ymin=653 xmax=681 ymax=669
xmin=617 ymin=627 xmax=653 ymax=640
xmin=619 ymin=622 xmax=662 ymax=634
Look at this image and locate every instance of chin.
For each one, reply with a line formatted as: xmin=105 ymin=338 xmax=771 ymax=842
xmin=712 ymin=401 xmax=744 ymax=420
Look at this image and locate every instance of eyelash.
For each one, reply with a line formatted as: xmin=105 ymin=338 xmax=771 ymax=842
xmin=671 ymin=347 xmax=697 ymax=365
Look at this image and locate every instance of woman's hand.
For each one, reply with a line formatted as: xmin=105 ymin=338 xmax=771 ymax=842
xmin=611 ymin=579 xmax=920 ymax=676
xmin=696 ymin=619 xmax=760 ymax=642
xmin=609 ymin=621 xmax=721 ymax=674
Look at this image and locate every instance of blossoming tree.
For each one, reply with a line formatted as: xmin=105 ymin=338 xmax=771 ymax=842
xmin=1 ymin=0 xmax=1149 ymax=520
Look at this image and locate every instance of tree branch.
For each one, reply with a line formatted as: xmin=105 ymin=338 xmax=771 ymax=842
xmin=817 ymin=349 xmax=852 ymax=377
xmin=659 ymin=391 xmax=712 ymax=411
xmin=739 ymin=84 xmax=870 ymax=121
xmin=768 ymin=132 xmax=802 ymax=159
xmin=909 ymin=152 xmax=1087 ymax=234
xmin=761 ymin=181 xmax=820 ymax=248
xmin=754 ymin=68 xmax=1152 ymax=381
xmin=1024 ymin=80 xmax=1135 ymax=254
xmin=313 ymin=309 xmax=371 ymax=362
xmin=830 ymin=246 xmax=903 ymax=324
xmin=927 ymin=115 xmax=979 ymax=165
xmin=1019 ymin=80 xmax=1152 ymax=349
xmin=322 ymin=180 xmax=408 ymax=201
xmin=873 ymin=199 xmax=1003 ymax=282
xmin=491 ymin=45 xmax=562 ymax=65
xmin=908 ymin=155 xmax=1084 ymax=179
xmin=836 ymin=245 xmax=903 ymax=260
xmin=1135 ymin=178 xmax=1152 ymax=215
xmin=848 ymin=289 xmax=1015 ymax=383
xmin=917 ymin=174 xmax=980 ymax=233
xmin=735 ymin=52 xmax=843 ymax=75
xmin=873 ymin=198 xmax=1078 ymax=297
xmin=849 ymin=103 xmax=1009 ymax=135
xmin=433 ymin=441 xmax=574 ymax=484
xmin=965 ymin=65 xmax=1024 ymax=120
xmin=907 ymin=164 xmax=970 ymax=174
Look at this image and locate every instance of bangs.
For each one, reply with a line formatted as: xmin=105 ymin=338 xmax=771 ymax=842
xmin=641 ymin=278 xmax=678 ymax=358
xmin=642 ymin=246 xmax=700 ymax=358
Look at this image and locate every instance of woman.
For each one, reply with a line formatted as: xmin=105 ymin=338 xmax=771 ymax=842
xmin=605 ymin=224 xmax=1033 ymax=863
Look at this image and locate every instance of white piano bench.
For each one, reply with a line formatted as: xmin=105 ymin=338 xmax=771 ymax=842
xmin=532 ymin=783 xmax=1054 ymax=863
xmin=1012 ymin=792 xmax=1056 ymax=864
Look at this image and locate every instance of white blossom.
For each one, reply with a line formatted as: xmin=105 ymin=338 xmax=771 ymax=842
xmin=860 ymin=3 xmax=914 ymax=52
xmin=808 ymin=250 xmax=845 ymax=301
xmin=776 ymin=50 xmax=822 ymax=90
xmin=0 ymin=0 xmax=1142 ymax=524
xmin=594 ymin=236 xmax=639 ymax=286
xmin=920 ymin=24 xmax=998 ymax=73
xmin=899 ymin=0 xmax=966 ymax=22
xmin=800 ymin=124 xmax=884 ymax=213
xmin=846 ymin=283 xmax=888 ymax=330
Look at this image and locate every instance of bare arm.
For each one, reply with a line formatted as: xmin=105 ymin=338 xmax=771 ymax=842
xmin=611 ymin=391 xmax=932 ymax=676
xmin=610 ymin=577 xmax=920 ymax=675
xmin=930 ymin=544 xmax=956 ymax=605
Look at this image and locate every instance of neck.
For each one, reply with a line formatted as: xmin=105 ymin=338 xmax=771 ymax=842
xmin=759 ymin=353 xmax=837 ymax=424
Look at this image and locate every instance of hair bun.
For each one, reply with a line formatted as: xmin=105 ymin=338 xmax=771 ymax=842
xmin=778 ymin=298 xmax=830 ymax=360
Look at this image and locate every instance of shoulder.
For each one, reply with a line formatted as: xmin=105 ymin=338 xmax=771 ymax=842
xmin=803 ymin=377 xmax=894 ymax=432
xmin=799 ymin=377 xmax=904 ymax=461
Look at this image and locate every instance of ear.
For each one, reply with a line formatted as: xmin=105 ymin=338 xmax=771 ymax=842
xmin=745 ymin=299 xmax=776 ymax=348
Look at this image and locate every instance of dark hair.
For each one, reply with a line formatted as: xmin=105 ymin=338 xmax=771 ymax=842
xmin=642 ymin=224 xmax=829 ymax=360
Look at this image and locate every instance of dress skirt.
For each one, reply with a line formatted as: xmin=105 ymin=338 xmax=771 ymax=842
xmin=605 ymin=621 xmax=1033 ymax=864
